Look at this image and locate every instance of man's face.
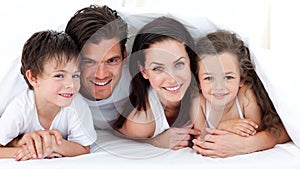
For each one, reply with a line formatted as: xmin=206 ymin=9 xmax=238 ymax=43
xmin=80 ymin=38 xmax=125 ymax=100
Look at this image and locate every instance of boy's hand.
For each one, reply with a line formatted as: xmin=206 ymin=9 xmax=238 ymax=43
xmin=16 ymin=129 xmax=62 ymax=159
xmin=217 ymin=119 xmax=258 ymax=137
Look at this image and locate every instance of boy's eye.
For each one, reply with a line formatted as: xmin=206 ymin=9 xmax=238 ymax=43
xmin=54 ymin=74 xmax=64 ymax=78
xmin=72 ymin=74 xmax=80 ymax=79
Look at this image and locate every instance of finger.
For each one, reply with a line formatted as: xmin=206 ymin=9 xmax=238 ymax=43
xmin=188 ymin=128 xmax=201 ymax=136
xmin=237 ymin=123 xmax=257 ymax=135
xmin=15 ymin=146 xmax=31 ymax=161
xmin=40 ymin=131 xmax=52 ymax=154
xmin=172 ymin=145 xmax=186 ymax=150
xmin=243 ymin=119 xmax=259 ymax=129
xmin=206 ymin=128 xmax=229 ymax=135
xmin=184 ymin=124 xmax=193 ymax=129
xmin=50 ymin=129 xmax=62 ymax=145
xmin=22 ymin=134 xmax=38 ymax=159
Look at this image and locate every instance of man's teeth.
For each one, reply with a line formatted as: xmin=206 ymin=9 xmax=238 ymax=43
xmin=165 ymin=85 xmax=180 ymax=91
xmin=95 ymin=81 xmax=109 ymax=86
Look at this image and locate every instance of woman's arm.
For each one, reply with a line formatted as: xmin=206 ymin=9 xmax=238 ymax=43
xmin=117 ymin=108 xmax=156 ymax=138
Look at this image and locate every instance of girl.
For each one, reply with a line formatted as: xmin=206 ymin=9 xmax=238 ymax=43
xmin=114 ymin=16 xmax=200 ymax=150
xmin=191 ymin=30 xmax=282 ymax=138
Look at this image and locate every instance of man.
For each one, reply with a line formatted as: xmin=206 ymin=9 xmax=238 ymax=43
xmin=65 ymin=5 xmax=130 ymax=130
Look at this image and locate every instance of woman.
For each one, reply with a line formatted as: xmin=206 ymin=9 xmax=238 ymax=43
xmin=114 ymin=16 xmax=200 ymax=150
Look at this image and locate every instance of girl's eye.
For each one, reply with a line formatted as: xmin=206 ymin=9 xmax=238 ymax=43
xmin=225 ymin=76 xmax=234 ymax=80
xmin=175 ymin=61 xmax=185 ymax=68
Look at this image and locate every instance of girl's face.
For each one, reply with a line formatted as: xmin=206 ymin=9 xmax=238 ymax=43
xmin=198 ymin=52 xmax=242 ymax=107
xmin=141 ymin=39 xmax=191 ymax=104
xmin=34 ymin=57 xmax=81 ymax=108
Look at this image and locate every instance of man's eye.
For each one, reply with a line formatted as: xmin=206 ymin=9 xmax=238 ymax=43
xmin=107 ymin=57 xmax=121 ymax=65
xmin=83 ymin=59 xmax=96 ymax=66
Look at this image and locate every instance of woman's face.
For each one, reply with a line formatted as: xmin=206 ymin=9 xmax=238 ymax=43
xmin=141 ymin=39 xmax=191 ymax=104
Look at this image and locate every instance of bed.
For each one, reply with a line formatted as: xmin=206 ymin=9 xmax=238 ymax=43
xmin=1 ymin=2 xmax=300 ymax=169
xmin=1 ymin=130 xmax=299 ymax=169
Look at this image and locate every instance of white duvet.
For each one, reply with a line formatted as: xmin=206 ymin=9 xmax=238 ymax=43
xmin=1 ymin=1 xmax=300 ymax=168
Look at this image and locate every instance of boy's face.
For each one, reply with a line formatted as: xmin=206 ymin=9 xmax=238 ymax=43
xmin=34 ymin=57 xmax=80 ymax=108
xmin=80 ymin=38 xmax=125 ymax=100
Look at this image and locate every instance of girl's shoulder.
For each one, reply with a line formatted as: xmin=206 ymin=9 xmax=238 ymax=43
xmin=237 ymin=85 xmax=258 ymax=107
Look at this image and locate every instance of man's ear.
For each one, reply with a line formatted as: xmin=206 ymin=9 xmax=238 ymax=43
xmin=122 ymin=49 xmax=127 ymax=64
xmin=138 ymin=61 xmax=149 ymax=79
xmin=25 ymin=70 xmax=38 ymax=88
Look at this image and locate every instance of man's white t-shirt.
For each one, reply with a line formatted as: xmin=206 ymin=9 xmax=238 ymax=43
xmin=0 ymin=89 xmax=97 ymax=146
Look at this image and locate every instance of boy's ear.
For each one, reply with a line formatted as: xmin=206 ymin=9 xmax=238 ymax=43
xmin=138 ymin=61 xmax=148 ymax=79
xmin=25 ymin=70 xmax=38 ymax=88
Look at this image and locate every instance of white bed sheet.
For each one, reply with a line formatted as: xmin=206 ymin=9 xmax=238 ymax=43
xmin=1 ymin=130 xmax=299 ymax=169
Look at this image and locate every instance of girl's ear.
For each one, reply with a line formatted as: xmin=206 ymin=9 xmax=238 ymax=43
xmin=239 ymin=80 xmax=244 ymax=87
xmin=25 ymin=70 xmax=39 ymax=88
xmin=138 ymin=61 xmax=149 ymax=79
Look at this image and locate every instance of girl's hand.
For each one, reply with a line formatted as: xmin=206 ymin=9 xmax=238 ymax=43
xmin=217 ymin=119 xmax=258 ymax=137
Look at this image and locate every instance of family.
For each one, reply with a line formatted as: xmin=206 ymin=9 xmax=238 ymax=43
xmin=0 ymin=4 xmax=290 ymax=160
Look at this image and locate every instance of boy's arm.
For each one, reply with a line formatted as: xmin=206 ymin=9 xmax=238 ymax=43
xmin=0 ymin=146 xmax=22 ymax=159
xmin=53 ymin=139 xmax=90 ymax=157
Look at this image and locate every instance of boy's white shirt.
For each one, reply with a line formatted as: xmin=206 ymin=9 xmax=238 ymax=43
xmin=0 ymin=89 xmax=96 ymax=146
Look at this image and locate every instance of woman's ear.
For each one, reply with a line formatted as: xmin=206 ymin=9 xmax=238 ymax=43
xmin=25 ymin=70 xmax=38 ymax=88
xmin=138 ymin=61 xmax=149 ymax=79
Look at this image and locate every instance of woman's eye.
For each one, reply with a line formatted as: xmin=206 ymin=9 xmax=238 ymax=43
xmin=175 ymin=61 xmax=185 ymax=68
xmin=152 ymin=67 xmax=164 ymax=71
xmin=204 ymin=76 xmax=213 ymax=81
